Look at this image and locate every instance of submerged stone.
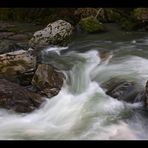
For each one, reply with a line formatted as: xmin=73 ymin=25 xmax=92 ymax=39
xmin=101 ymin=77 xmax=146 ymax=103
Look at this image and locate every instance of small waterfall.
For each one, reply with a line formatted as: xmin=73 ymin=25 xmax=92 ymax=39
xmin=1 ymin=33 xmax=148 ymax=139
xmin=67 ymin=50 xmax=100 ymax=94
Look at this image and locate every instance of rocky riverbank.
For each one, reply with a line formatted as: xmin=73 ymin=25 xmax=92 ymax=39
xmin=0 ymin=20 xmax=73 ymax=113
xmin=0 ymin=8 xmax=148 ymax=113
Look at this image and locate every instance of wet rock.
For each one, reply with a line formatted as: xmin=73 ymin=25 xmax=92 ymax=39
xmin=29 ymin=20 xmax=73 ymax=49
xmin=0 ymin=49 xmax=36 ymax=85
xmin=99 ymin=50 xmax=111 ymax=61
xmin=101 ymin=77 xmax=145 ymax=103
xmin=32 ymin=64 xmax=64 ymax=98
xmin=0 ymin=79 xmax=44 ymax=113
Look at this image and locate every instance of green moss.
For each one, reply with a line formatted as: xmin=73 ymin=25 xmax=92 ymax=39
xmin=79 ymin=16 xmax=105 ymax=33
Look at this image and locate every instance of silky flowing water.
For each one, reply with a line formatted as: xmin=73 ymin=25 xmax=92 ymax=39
xmin=1 ymin=26 xmax=148 ymax=140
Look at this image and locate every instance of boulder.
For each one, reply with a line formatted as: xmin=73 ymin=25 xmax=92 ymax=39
xmin=29 ymin=20 xmax=73 ymax=48
xmin=0 ymin=49 xmax=36 ymax=85
xmin=0 ymin=79 xmax=44 ymax=113
xmin=101 ymin=77 xmax=145 ymax=103
xmin=32 ymin=64 xmax=64 ymax=98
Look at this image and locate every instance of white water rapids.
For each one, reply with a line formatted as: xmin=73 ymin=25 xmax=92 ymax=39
xmin=1 ymin=41 xmax=148 ymax=140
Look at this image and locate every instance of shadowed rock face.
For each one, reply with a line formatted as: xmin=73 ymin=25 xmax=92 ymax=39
xmin=0 ymin=79 xmax=44 ymax=113
xmin=101 ymin=78 xmax=146 ymax=103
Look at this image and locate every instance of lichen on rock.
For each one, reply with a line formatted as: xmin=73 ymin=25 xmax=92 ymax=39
xmin=29 ymin=20 xmax=73 ymax=49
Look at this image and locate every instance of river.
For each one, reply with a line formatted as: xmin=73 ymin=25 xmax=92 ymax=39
xmin=0 ymin=24 xmax=148 ymax=140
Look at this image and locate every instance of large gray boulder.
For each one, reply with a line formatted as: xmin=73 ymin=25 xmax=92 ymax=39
xmin=29 ymin=20 xmax=73 ymax=48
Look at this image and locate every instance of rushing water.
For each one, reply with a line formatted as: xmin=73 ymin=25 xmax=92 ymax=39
xmin=1 ymin=26 xmax=148 ymax=140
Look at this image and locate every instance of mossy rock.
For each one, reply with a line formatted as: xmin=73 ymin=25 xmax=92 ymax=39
xmin=79 ymin=16 xmax=105 ymax=33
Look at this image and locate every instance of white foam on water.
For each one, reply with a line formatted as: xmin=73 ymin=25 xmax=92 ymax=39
xmin=0 ymin=48 xmax=147 ymax=140
xmin=44 ymin=46 xmax=68 ymax=55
